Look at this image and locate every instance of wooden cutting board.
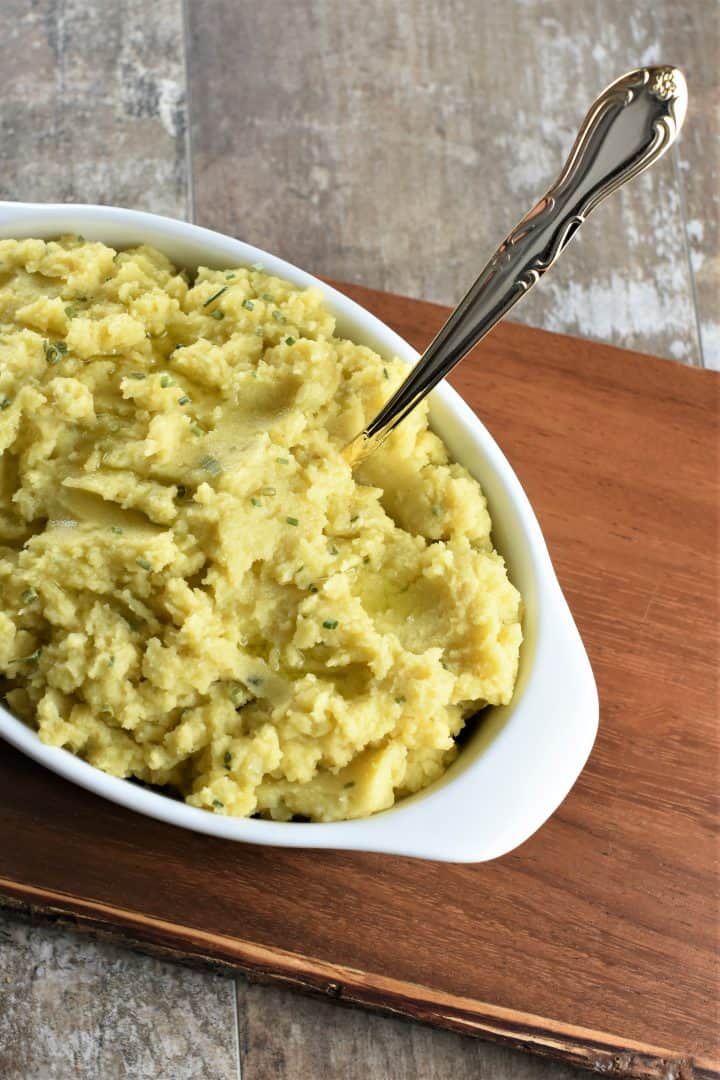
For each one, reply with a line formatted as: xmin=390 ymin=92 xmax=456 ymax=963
xmin=1 ymin=283 xmax=717 ymax=1079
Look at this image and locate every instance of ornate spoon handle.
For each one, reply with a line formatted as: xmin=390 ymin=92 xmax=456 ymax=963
xmin=345 ymin=65 xmax=687 ymax=465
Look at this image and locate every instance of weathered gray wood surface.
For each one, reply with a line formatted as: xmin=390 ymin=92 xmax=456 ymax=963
xmin=188 ymin=0 xmax=718 ymax=368
xmin=0 ymin=2 xmax=716 ymax=1079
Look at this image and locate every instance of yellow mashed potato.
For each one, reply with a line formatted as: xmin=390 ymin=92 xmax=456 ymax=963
xmin=0 ymin=236 xmax=522 ymax=821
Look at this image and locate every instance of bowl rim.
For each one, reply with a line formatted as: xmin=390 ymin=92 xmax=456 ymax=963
xmin=0 ymin=201 xmax=599 ymax=862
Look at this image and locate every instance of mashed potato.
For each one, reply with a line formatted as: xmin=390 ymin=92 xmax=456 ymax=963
xmin=0 ymin=236 xmax=522 ymax=821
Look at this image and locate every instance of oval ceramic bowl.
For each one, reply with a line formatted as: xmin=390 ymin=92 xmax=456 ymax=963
xmin=0 ymin=202 xmax=598 ymax=862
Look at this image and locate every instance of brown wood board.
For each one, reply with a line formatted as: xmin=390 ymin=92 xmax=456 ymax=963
xmin=0 ymin=284 xmax=717 ymax=1079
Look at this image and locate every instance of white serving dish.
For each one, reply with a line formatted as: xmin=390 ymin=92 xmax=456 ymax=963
xmin=0 ymin=202 xmax=598 ymax=862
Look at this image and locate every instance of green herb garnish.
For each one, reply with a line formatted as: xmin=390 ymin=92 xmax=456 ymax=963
xmin=350 ymin=514 xmax=359 ymax=523
xmin=262 ymin=293 xmax=274 ymax=301
xmin=43 ymin=340 xmax=68 ymax=364
xmin=308 ymin=584 xmax=318 ymax=593
xmin=343 ymin=781 xmax=355 ymax=789
xmin=212 ymin=799 xmax=224 ymax=809
xmin=431 ymin=505 xmax=441 ymax=516
xmin=203 ymin=286 xmax=228 ymax=307
xmin=247 ymin=675 xmax=263 ymax=688
xmin=223 ymin=751 xmax=232 ymax=769
xmin=190 ymin=422 xmax=204 ymax=436
xmin=286 ymin=516 xmax=299 ymax=526
xmin=362 ymin=555 xmax=370 ymax=564
xmin=242 ymin=298 xmax=254 ymax=311
xmin=0 ymin=397 xmax=11 ymax=411
xmin=225 ymin=272 xmax=236 ymax=280
xmin=111 ymin=526 xmax=124 ymax=535
xmin=395 ymin=695 xmax=406 ymax=704
xmin=250 ymin=496 xmax=262 ymax=507
xmin=383 ymin=367 xmax=389 ymax=379
xmin=275 ymin=456 xmax=289 ymax=464
xmin=199 ymin=454 xmax=222 ymax=476
xmin=128 ymin=372 xmax=146 ymax=380
xmin=21 ymin=588 xmax=38 ymax=604
xmin=176 ymin=484 xmax=187 ymax=498
xmin=136 ymin=557 xmax=152 ymax=571
xmin=328 ymin=544 xmax=338 ymax=555
xmin=160 ymin=374 xmax=172 ymax=387
xmin=229 ymin=684 xmax=245 ymax=706
xmin=64 ymin=305 xmax=77 ymax=318
xmin=284 ymin=336 xmax=295 ymax=346
xmin=271 ymin=310 xmax=286 ymax=323
xmin=177 ymin=395 xmax=190 ymax=406
xmin=322 ymin=619 xmax=338 ymax=630
xmin=260 ymin=486 xmax=276 ymax=496
xmin=210 ymin=309 xmax=224 ymax=320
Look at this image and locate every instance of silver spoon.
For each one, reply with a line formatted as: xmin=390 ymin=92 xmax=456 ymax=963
xmin=343 ymin=65 xmax=688 ymax=466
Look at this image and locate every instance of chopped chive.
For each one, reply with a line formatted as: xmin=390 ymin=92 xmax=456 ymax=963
xmin=127 ymin=371 xmax=146 ymax=380
xmin=328 ymin=544 xmax=338 ymax=555
xmin=247 ymin=675 xmax=263 ymax=688
xmin=210 ymin=309 xmax=224 ymax=320
xmin=136 ymin=557 xmax=152 ymax=571
xmin=223 ymin=751 xmax=232 ymax=769
xmin=229 ymin=684 xmax=245 ymax=706
xmin=383 ymin=367 xmax=389 ymax=379
xmin=111 ymin=525 xmax=124 ymax=535
xmin=431 ymin=504 xmax=441 ymax=516
xmin=343 ymin=781 xmax=355 ymax=789
xmin=271 ymin=309 xmax=286 ymax=323
xmin=250 ymin=496 xmax=262 ymax=507
xmin=177 ymin=395 xmax=190 ymax=405
xmin=199 ymin=454 xmax=222 ymax=476
xmin=275 ymin=456 xmax=289 ymax=464
xmin=212 ymin=799 xmax=224 ymax=809
xmin=254 ymin=327 xmax=264 ymax=337
xmin=322 ymin=618 xmax=338 ymax=630
xmin=43 ymin=340 xmax=68 ymax=364
xmin=225 ymin=272 xmax=236 ymax=280
xmin=64 ymin=305 xmax=77 ymax=318
xmin=260 ymin=486 xmax=276 ymax=496
xmin=203 ymin=286 xmax=228 ymax=307
xmin=21 ymin=587 xmax=38 ymax=604
xmin=284 ymin=336 xmax=295 ymax=346
xmin=242 ymin=298 xmax=254 ymax=310
xmin=395 ymin=695 xmax=407 ymax=704
xmin=0 ymin=397 xmax=11 ymax=410
xmin=262 ymin=293 xmax=274 ymax=301
xmin=286 ymin=516 xmax=299 ymax=526
xmin=308 ymin=584 xmax=318 ymax=593
xmin=190 ymin=422 xmax=204 ymax=436
xmin=159 ymin=374 xmax=172 ymax=387
xmin=362 ymin=555 xmax=370 ymax=564
xmin=76 ymin=235 xmax=85 ymax=242
xmin=175 ymin=484 xmax=187 ymax=498
xmin=350 ymin=514 xmax=359 ymax=523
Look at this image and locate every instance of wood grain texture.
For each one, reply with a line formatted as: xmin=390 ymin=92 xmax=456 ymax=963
xmin=0 ymin=0 xmax=188 ymax=217
xmin=660 ymin=1 xmax=720 ymax=369
xmin=235 ymin=979 xmax=586 ymax=1080
xmin=188 ymin=0 xmax=704 ymax=364
xmin=0 ymin=908 xmax=238 ymax=1080
xmin=0 ymin=289 xmax=717 ymax=1079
